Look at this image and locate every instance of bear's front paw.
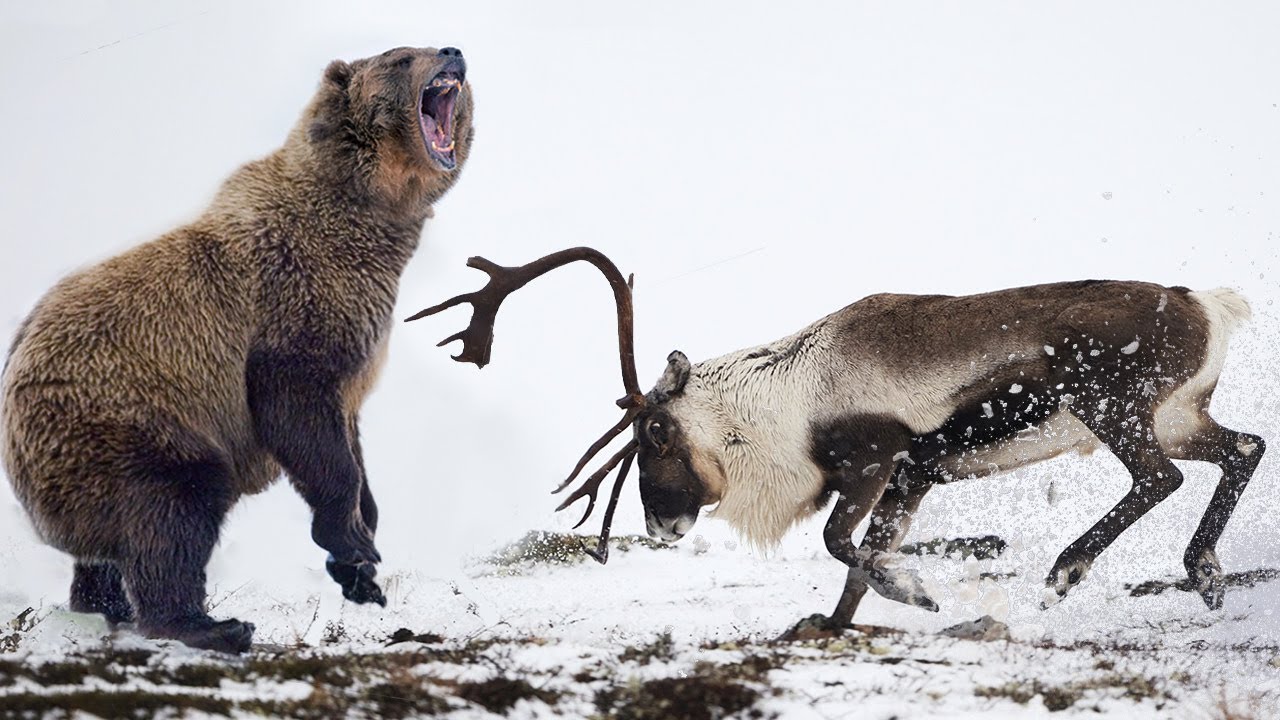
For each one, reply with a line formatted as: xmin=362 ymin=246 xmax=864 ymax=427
xmin=326 ymin=556 xmax=387 ymax=607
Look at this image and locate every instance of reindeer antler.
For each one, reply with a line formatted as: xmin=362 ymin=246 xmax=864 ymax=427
xmin=581 ymin=449 xmax=634 ymax=564
xmin=406 ymin=247 xmax=645 ymax=564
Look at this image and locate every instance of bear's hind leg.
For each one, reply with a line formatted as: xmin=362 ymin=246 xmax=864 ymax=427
xmin=125 ymin=559 xmax=254 ymax=654
xmin=70 ymin=562 xmax=134 ymax=624
xmin=120 ymin=461 xmax=253 ymax=654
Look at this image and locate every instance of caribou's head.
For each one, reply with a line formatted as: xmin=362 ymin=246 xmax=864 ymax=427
xmin=634 ymin=351 xmax=724 ymax=542
xmin=406 ymin=247 xmax=720 ymax=561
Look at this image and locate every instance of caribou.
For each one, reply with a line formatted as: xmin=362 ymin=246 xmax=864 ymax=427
xmin=408 ymin=247 xmax=1264 ymax=628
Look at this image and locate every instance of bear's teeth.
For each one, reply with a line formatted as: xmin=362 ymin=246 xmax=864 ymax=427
xmin=431 ymin=140 xmax=455 ymax=153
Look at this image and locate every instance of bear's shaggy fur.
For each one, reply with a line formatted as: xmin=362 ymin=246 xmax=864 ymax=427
xmin=1 ymin=46 xmax=475 ymax=653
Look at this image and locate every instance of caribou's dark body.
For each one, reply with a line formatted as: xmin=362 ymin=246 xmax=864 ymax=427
xmin=416 ymin=251 xmax=1263 ymax=628
xmin=649 ymin=280 xmax=1260 ymax=623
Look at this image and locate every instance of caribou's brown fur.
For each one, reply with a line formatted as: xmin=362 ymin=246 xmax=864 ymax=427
xmin=1 ymin=46 xmax=475 ymax=653
xmin=635 ymin=280 xmax=1262 ymax=626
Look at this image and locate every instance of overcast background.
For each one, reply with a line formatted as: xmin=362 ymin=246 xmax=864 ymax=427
xmin=1 ymin=2 xmax=1278 ymax=619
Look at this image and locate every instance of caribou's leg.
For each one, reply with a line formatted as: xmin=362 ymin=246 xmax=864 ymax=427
xmin=828 ymin=477 xmax=934 ymax=627
xmin=1045 ymin=404 xmax=1184 ymax=605
xmin=807 ymin=416 xmax=937 ymax=626
xmin=1164 ymin=419 xmax=1265 ymax=609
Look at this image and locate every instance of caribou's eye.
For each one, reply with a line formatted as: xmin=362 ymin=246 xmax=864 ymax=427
xmin=647 ymin=421 xmax=669 ymax=447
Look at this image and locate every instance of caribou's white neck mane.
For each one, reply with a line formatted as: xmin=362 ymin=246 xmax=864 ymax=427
xmin=668 ymin=320 xmax=838 ymax=550
xmin=666 ymin=305 xmax=1016 ymax=549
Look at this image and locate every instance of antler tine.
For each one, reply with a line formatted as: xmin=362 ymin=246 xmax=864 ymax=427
xmin=410 ymin=247 xmax=648 ymax=559
xmin=405 ymin=248 xmax=642 ymax=395
xmin=555 ymin=439 xmax=638 ymax=524
xmin=403 ymin=257 xmax=525 ymax=367
xmin=403 ymin=257 xmax=506 ymax=322
xmin=581 ymin=450 xmax=634 ymax=564
xmin=551 ymin=405 xmax=644 ymax=494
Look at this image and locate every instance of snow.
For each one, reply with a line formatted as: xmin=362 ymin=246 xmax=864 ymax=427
xmin=4 ymin=532 xmax=1279 ymax=716
xmin=2 ymin=1 xmax=1280 ymax=717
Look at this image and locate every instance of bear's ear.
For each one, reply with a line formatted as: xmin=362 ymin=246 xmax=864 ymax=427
xmin=323 ymin=59 xmax=353 ymax=88
xmin=309 ymin=60 xmax=353 ymax=144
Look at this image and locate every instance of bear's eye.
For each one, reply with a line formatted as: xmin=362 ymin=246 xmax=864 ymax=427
xmin=394 ymin=56 xmax=413 ymax=69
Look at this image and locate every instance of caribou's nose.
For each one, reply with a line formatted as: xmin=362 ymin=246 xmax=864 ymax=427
xmin=438 ymin=47 xmax=463 ymax=58
xmin=646 ymin=514 xmax=685 ymax=542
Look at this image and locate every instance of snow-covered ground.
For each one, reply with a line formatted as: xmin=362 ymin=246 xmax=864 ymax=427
xmin=3 ymin=1 xmax=1280 ymax=717
xmin=2 ymin=523 xmax=1278 ymax=717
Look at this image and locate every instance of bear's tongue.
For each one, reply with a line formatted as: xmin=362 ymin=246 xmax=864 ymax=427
xmin=421 ymin=78 xmax=459 ymax=157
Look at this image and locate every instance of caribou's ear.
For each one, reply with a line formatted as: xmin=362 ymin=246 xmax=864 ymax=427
xmin=651 ymin=350 xmax=691 ymax=403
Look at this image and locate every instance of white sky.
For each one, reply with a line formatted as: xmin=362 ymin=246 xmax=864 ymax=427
xmin=1 ymin=2 xmax=1278 ymax=606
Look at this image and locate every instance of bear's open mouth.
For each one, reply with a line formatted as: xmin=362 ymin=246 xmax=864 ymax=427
xmin=419 ymin=70 xmax=463 ymax=170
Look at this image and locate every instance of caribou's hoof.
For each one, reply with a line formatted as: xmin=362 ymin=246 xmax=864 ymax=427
xmin=777 ymin=613 xmax=847 ymax=642
xmin=1042 ymin=556 xmax=1092 ymax=609
xmin=941 ymin=615 xmax=1011 ymax=642
xmin=866 ymin=559 xmax=940 ymax=612
xmin=1186 ymin=548 xmax=1224 ymax=610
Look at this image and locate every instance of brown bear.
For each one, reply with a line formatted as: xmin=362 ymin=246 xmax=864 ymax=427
xmin=0 ymin=46 xmax=475 ymax=654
